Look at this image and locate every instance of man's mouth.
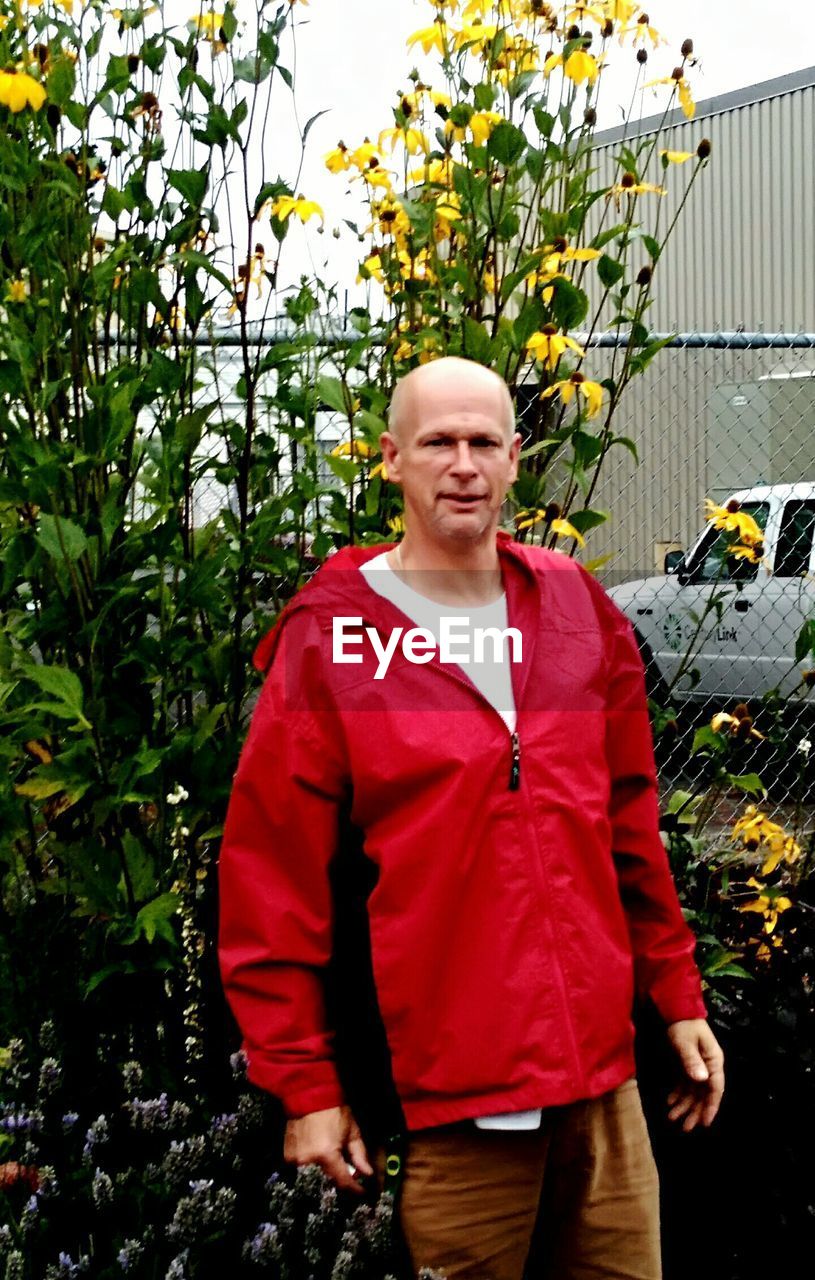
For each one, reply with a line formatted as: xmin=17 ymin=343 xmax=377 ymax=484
xmin=439 ymin=493 xmax=485 ymax=506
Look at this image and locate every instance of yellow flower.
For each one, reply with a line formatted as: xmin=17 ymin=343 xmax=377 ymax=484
xmin=738 ymin=878 xmax=793 ymax=934
xmin=357 ymin=252 xmax=384 ymax=284
xmin=710 ymin=710 xmax=765 ymax=742
xmin=388 ymin=514 xmax=405 ymax=534
xmin=526 ymin=327 xmax=585 ymax=372
xmin=349 ymin=139 xmax=381 ymax=169
xmin=565 ymin=4 xmax=606 ymax=24
xmin=731 ymin=805 xmax=800 ymax=874
xmin=408 ymin=157 xmax=454 ymax=187
xmin=370 ymin=461 xmax=389 ymax=480
xmin=392 ymin=338 xmax=415 ymax=362
xmin=6 ymin=279 xmax=27 ymax=303
xmin=661 ymin=150 xmax=694 ymax=164
xmin=406 ymin=23 xmax=448 ymax=55
xmin=367 ymin=197 xmax=411 ymax=243
xmin=469 ymin=110 xmax=503 ymax=145
xmin=645 ymin=75 xmax=695 ymax=120
xmin=378 ymin=126 xmax=430 ymax=156
xmin=629 ymin=12 xmax=664 ymax=49
xmin=324 ymin=143 xmax=351 ymax=173
xmin=516 ymin=510 xmax=586 ymax=546
xmin=541 ymin=373 xmax=604 ymax=420
xmin=331 ymin=440 xmax=375 ymax=460
xmin=434 ymin=191 xmax=463 ymax=238
xmin=190 ymin=11 xmax=227 ymax=51
xmin=609 ymin=174 xmax=665 ymax=199
xmin=0 ymin=70 xmax=47 ymax=113
xmin=704 ymin=499 xmax=764 ymax=547
xmin=544 ymin=49 xmax=600 ymax=86
xmin=270 ymin=195 xmax=324 ymax=224
xmin=452 ymin=21 xmax=498 ymax=52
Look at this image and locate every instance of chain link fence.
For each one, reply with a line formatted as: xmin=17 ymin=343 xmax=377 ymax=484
xmin=569 ymin=330 xmax=815 ymax=837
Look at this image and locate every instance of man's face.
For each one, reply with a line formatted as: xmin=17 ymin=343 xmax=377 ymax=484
xmin=380 ymin=371 xmax=521 ymax=547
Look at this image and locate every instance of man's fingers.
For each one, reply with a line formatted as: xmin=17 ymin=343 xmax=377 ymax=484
xmin=667 ymin=1091 xmax=695 ymax=1123
xmin=347 ymin=1134 xmax=374 ymax=1177
xmin=321 ymin=1149 xmax=366 ymax=1195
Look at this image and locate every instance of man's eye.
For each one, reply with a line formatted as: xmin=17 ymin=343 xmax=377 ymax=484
xmin=425 ymin=438 xmax=449 ymax=447
xmin=473 ymin=438 xmax=499 ymax=448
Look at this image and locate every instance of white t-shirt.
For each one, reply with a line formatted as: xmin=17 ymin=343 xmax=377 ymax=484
xmin=360 ymin=551 xmax=542 ymax=1132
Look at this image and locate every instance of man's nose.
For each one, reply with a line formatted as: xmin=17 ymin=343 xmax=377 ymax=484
xmin=449 ymin=441 xmax=478 ymax=475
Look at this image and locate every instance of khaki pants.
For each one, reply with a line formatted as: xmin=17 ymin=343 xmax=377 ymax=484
xmin=376 ymin=1079 xmax=660 ymax=1280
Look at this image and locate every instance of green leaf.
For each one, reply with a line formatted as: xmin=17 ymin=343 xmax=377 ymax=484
xmin=24 ymin=665 xmax=91 ymax=730
xmin=36 ymin=513 xmax=87 ymax=563
xmin=642 ymin=234 xmax=661 ymax=261
xmin=325 ymin=453 xmax=359 ymax=485
xmin=462 ymin=317 xmax=491 ymax=364
xmin=474 ymin=82 xmax=496 ymax=111
xmin=612 ymin=436 xmax=639 ymax=464
xmin=566 ymin=508 xmax=609 ymax=536
xmin=692 ymin=724 xmax=723 ymax=755
xmin=548 ymin=277 xmax=589 ymax=331
xmin=533 ymin=107 xmax=555 ymax=138
xmin=317 ymin=375 xmax=352 ymax=417
xmin=168 ymin=168 xmax=207 ymax=208
xmin=794 ymin=619 xmax=815 ymax=664
xmin=597 ymin=254 xmax=625 ymax=288
xmin=47 ymin=55 xmax=76 ymax=109
xmin=629 ymin=334 xmax=675 ymax=376
xmin=133 ymin=893 xmax=179 ymax=946
xmin=487 ymin=121 xmax=527 ymax=166
xmin=730 ymin=772 xmax=766 ymax=796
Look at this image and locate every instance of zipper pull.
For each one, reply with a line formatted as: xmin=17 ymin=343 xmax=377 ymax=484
xmin=509 ymin=730 xmax=521 ymax=790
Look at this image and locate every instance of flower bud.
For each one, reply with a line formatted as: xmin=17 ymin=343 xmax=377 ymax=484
xmin=544 ymin=502 xmax=561 ymax=522
xmin=636 ymin=48 xmax=648 ymax=64
xmin=681 ymin=38 xmax=694 ymax=57
xmin=584 ymin=106 xmax=597 ymax=126
xmin=636 ymin=265 xmax=652 ymax=286
xmin=601 ymin=19 xmax=614 ymax=39
xmin=566 ymin=24 xmax=580 ymax=40
xmin=128 ymin=55 xmax=140 ymax=73
xmin=697 ymin=137 xmax=712 ymax=160
xmin=671 ymin=66 xmax=684 ymax=81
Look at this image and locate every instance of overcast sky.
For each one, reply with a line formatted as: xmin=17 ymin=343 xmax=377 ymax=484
xmin=168 ymin=1 xmax=815 ymax=311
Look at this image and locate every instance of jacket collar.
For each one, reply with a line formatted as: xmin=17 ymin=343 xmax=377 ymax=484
xmin=253 ymin=533 xmax=543 ymax=691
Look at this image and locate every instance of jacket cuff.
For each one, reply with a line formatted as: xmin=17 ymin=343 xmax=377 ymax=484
xmin=244 ymin=1049 xmax=346 ymax=1119
xmin=648 ymin=971 xmax=709 ymax=1025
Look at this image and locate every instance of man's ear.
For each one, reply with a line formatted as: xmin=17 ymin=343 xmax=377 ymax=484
xmin=507 ymin=431 xmax=522 ymax=485
xmin=379 ymin=431 xmax=402 ymax=484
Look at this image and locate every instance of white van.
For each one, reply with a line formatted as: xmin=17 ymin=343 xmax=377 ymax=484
xmin=607 ymin=484 xmax=815 ymax=703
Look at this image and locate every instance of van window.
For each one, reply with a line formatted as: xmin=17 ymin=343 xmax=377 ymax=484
xmin=774 ymin=500 xmax=815 ymax=577
xmin=691 ymin=503 xmax=769 ymax=583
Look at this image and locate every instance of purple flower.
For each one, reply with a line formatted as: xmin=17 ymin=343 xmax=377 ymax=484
xmin=62 ymin=1112 xmax=80 ymax=1133
xmin=243 ymin=1222 xmax=280 ymax=1266
xmin=125 ymin=1094 xmax=170 ymax=1132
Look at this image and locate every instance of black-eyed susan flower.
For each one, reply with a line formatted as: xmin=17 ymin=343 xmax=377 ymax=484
xmin=0 ymin=69 xmax=47 ymax=113
xmin=357 ymin=252 xmax=385 ymax=284
xmin=738 ymin=878 xmax=793 ymax=934
xmin=378 ymin=125 xmax=430 ymax=156
xmin=710 ymin=709 xmax=765 ymax=742
xmin=324 ymin=142 xmax=351 ymax=173
xmin=543 ymin=48 xmax=601 ymax=86
xmin=660 ymin=149 xmax=694 ymax=164
xmin=331 ymin=440 xmax=376 ymax=460
xmin=609 ymin=172 xmax=665 ymax=200
xmin=270 ymin=195 xmax=324 ymax=224
xmin=704 ymin=499 xmax=764 ymax=547
xmin=542 ymin=371 xmax=604 ymax=420
xmin=516 ymin=508 xmax=586 ymax=546
xmin=406 ymin=21 xmax=448 ymax=56
xmin=645 ymin=71 xmax=695 ymax=119
xmin=526 ymin=326 xmax=585 ymax=371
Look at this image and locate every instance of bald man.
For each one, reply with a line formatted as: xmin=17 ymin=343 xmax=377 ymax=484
xmin=218 ymin=357 xmax=724 ymax=1280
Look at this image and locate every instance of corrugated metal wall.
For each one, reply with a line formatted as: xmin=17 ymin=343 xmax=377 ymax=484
xmin=536 ymin=69 xmax=815 ymax=580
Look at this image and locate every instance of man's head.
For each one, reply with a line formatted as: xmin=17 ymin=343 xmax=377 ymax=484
xmin=380 ymin=357 xmax=521 ymax=550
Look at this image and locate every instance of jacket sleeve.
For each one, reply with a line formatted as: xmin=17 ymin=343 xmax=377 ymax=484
xmin=598 ymin=588 xmax=708 ymax=1025
xmin=217 ymin=612 xmax=350 ymax=1118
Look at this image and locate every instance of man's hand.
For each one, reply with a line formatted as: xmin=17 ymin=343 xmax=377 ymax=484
xmin=283 ymin=1105 xmax=374 ymax=1195
xmin=665 ymin=1018 xmax=725 ymax=1131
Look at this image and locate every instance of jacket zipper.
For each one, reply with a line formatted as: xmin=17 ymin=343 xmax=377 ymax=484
xmin=509 ymin=730 xmax=521 ymax=791
xmin=358 ymin=614 xmax=523 ymax=794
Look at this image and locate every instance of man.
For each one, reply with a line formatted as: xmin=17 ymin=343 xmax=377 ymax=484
xmin=218 ymin=356 xmax=724 ymax=1280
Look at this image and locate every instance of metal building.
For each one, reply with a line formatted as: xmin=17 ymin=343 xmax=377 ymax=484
xmin=571 ymin=66 xmax=815 ymax=582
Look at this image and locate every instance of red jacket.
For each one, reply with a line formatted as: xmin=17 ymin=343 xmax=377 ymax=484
xmin=218 ymin=535 xmax=706 ymax=1130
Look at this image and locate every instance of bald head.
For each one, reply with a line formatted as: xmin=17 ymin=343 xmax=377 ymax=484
xmin=388 ymin=357 xmax=515 ymax=443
